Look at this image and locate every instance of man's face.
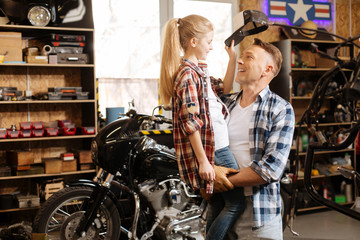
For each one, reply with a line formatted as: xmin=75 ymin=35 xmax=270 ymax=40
xmin=235 ymin=45 xmax=269 ymax=85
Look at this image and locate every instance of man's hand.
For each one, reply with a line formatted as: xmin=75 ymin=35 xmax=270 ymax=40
xmin=214 ymin=165 xmax=239 ymax=193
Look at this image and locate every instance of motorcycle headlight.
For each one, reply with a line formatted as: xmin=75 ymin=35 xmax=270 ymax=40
xmin=27 ymin=6 xmax=51 ymax=26
xmin=91 ymin=140 xmax=98 ymax=162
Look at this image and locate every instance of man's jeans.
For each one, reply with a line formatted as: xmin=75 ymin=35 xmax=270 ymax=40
xmin=226 ymin=196 xmax=283 ymax=240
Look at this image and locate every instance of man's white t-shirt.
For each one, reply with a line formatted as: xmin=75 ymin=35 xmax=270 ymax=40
xmin=228 ymin=100 xmax=254 ymax=196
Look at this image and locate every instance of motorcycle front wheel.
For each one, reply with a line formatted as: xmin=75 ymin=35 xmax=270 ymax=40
xmin=33 ymin=186 xmax=121 ymax=240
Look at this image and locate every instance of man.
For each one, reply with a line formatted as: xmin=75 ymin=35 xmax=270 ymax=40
xmin=216 ymin=38 xmax=295 ymax=239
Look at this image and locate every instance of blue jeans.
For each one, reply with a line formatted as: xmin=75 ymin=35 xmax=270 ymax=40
xmin=206 ymin=147 xmax=245 ymax=240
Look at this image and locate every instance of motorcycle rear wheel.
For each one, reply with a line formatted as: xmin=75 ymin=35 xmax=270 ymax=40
xmin=33 ymin=186 xmax=121 ymax=240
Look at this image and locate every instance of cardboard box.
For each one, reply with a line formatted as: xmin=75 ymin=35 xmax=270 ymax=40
xmin=7 ymin=151 xmax=34 ymax=166
xmin=76 ymin=150 xmax=92 ymax=164
xmin=79 ymin=163 xmax=95 ymax=170
xmin=25 ymin=55 xmax=48 ymax=64
xmin=299 ymin=50 xmax=316 ymax=67
xmin=316 ymin=56 xmax=335 ymax=68
xmin=0 ymin=32 xmax=22 ymax=62
xmin=62 ymin=159 xmax=77 ymax=172
xmin=43 ymin=158 xmax=62 ymax=174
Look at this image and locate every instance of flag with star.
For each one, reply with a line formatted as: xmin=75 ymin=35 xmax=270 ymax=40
xmin=268 ymin=0 xmax=331 ymax=25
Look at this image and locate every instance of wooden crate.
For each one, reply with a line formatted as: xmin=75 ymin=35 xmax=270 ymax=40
xmin=79 ymin=163 xmax=95 ymax=170
xmin=6 ymin=151 xmax=34 ymax=166
xmin=62 ymin=159 xmax=77 ymax=172
xmin=76 ymin=150 xmax=92 ymax=164
xmin=43 ymin=158 xmax=62 ymax=174
xmin=45 ymin=181 xmax=63 ymax=200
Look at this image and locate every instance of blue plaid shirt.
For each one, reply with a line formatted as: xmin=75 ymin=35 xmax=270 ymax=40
xmin=222 ymin=86 xmax=295 ymax=228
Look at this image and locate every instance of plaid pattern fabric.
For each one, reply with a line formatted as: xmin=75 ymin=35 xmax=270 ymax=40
xmin=172 ymin=59 xmax=227 ymax=190
xmin=222 ymin=86 xmax=295 ymax=228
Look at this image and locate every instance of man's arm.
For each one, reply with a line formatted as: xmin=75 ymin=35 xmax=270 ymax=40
xmin=228 ymin=166 xmax=266 ymax=187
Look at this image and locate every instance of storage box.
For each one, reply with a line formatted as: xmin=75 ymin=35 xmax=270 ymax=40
xmin=15 ymin=164 xmax=44 ymax=176
xmin=43 ymin=158 xmax=62 ymax=174
xmin=44 ymin=181 xmax=63 ymax=200
xmin=25 ymin=55 xmax=48 ymax=64
xmin=20 ymin=130 xmax=32 ymax=138
xmin=7 ymin=151 xmax=34 ymax=166
xmin=76 ymin=150 xmax=92 ymax=164
xmin=62 ymin=159 xmax=77 ymax=172
xmin=79 ymin=163 xmax=95 ymax=170
xmin=299 ymin=50 xmax=316 ymax=67
xmin=17 ymin=195 xmax=40 ymax=208
xmin=45 ymin=127 xmax=58 ymax=136
xmin=0 ymin=193 xmax=18 ymax=210
xmin=0 ymin=129 xmax=7 ymax=138
xmin=0 ymin=32 xmax=22 ymax=62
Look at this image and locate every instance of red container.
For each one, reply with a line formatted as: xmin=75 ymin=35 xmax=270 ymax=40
xmin=32 ymin=121 xmax=44 ymax=130
xmin=60 ymin=127 xmax=76 ymax=136
xmin=32 ymin=129 xmax=45 ymax=137
xmin=20 ymin=130 xmax=32 ymax=138
xmin=19 ymin=122 xmax=32 ymax=130
xmin=0 ymin=130 xmax=7 ymax=139
xmin=45 ymin=128 xmax=59 ymax=137
xmin=58 ymin=120 xmax=72 ymax=128
xmin=7 ymin=130 xmax=20 ymax=138
xmin=45 ymin=128 xmax=58 ymax=136
xmin=81 ymin=127 xmax=95 ymax=135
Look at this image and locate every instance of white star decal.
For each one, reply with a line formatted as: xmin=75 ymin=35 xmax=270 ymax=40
xmin=289 ymin=0 xmax=313 ymax=23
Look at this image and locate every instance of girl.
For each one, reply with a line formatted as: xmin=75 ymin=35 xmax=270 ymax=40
xmin=159 ymin=15 xmax=245 ymax=240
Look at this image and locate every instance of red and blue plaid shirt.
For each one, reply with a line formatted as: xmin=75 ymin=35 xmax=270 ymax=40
xmin=172 ymin=59 xmax=227 ymax=190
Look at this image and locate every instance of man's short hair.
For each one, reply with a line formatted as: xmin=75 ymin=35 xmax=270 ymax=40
xmin=253 ymin=38 xmax=283 ymax=77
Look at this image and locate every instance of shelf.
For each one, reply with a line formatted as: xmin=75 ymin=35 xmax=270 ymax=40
xmin=0 ymin=63 xmax=94 ymax=67
xmin=0 ymin=169 xmax=96 ymax=181
xmin=297 ymin=172 xmax=342 ymax=180
xmin=0 ymin=135 xmax=96 ymax=143
xmin=297 ymin=201 xmax=354 ymax=213
xmin=291 ymin=96 xmax=335 ymax=100
xmin=0 ymin=100 xmax=96 ymax=104
xmin=291 ymin=68 xmax=352 ymax=72
xmin=295 ymin=122 xmax=353 ymax=127
xmin=0 ymin=206 xmax=40 ymax=213
xmin=297 ymin=148 xmax=355 ymax=156
xmin=0 ymin=24 xmax=93 ymax=32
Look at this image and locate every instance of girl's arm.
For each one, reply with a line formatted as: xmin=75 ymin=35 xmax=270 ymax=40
xmin=222 ymin=40 xmax=237 ymax=94
xmin=189 ymin=131 xmax=215 ymax=181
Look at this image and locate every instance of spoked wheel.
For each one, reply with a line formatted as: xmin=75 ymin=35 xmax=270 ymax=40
xmin=33 ymin=186 xmax=121 ymax=240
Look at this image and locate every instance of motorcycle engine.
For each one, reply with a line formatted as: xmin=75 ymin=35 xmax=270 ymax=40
xmin=138 ymin=179 xmax=204 ymax=239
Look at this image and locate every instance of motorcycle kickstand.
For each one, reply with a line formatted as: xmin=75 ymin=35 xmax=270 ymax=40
xmin=287 ymin=208 xmax=299 ymax=236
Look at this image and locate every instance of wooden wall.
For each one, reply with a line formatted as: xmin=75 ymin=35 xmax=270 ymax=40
xmin=238 ymin=0 xmax=360 ymax=55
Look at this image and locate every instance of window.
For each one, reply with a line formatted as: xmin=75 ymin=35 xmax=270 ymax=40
xmin=173 ymin=0 xmax=235 ymax=78
xmin=92 ymin=0 xmax=237 ymax=119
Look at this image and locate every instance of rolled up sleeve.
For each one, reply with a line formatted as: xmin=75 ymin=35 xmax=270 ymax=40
xmin=251 ymin=103 xmax=295 ymax=183
xmin=176 ymin=72 xmax=204 ymax=135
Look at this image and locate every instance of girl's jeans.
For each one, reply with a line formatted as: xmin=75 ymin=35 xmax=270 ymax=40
xmin=206 ymin=146 xmax=246 ymax=240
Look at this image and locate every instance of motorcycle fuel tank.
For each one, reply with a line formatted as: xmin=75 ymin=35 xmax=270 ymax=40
xmin=134 ymin=136 xmax=179 ymax=180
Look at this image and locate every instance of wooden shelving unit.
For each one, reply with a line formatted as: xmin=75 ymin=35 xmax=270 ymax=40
xmin=0 ymin=11 xmax=97 ymax=226
xmin=270 ymin=38 xmax=357 ymax=213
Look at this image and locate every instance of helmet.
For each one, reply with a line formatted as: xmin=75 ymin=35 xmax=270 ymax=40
xmin=299 ymin=20 xmax=317 ymax=39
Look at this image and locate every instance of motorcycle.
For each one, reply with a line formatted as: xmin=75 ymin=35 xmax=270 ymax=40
xmin=33 ymin=108 xmax=205 ymax=240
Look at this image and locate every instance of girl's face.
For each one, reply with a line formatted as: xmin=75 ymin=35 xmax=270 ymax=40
xmin=194 ymin=31 xmax=213 ymax=61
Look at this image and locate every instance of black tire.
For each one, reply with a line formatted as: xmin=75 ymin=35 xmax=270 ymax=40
xmin=280 ymin=189 xmax=290 ymax=231
xmin=33 ymin=186 xmax=121 ymax=240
